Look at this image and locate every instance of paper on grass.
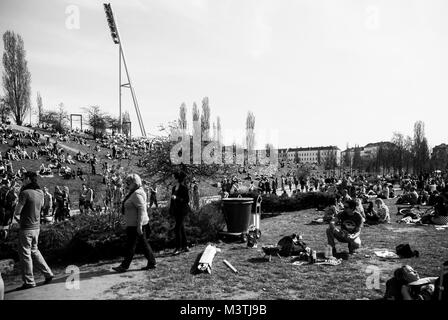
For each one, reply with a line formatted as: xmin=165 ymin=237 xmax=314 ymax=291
xmin=374 ymin=250 xmax=399 ymax=259
xmin=198 ymin=244 xmax=221 ymax=274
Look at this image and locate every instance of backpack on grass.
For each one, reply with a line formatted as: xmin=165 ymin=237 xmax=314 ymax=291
xmin=277 ymin=234 xmax=308 ymax=257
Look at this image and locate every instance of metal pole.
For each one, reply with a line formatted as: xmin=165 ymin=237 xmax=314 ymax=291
xmin=119 ymin=45 xmax=122 ymax=134
xmin=121 ymin=51 xmax=146 ymax=137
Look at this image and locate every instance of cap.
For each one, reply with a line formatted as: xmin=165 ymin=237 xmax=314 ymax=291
xmin=26 ymin=171 xmax=38 ymax=179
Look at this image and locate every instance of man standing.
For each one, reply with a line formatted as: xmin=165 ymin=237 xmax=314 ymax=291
xmin=90 ymin=157 xmax=96 ymax=175
xmin=79 ymin=184 xmax=93 ymax=214
xmin=192 ymin=180 xmax=199 ymax=211
xmin=326 ymin=199 xmax=363 ymax=255
xmin=13 ymin=172 xmax=54 ymax=289
xmin=85 ymin=185 xmax=94 ymax=213
xmin=149 ymin=184 xmax=158 ymax=208
xmin=42 ymin=187 xmax=52 ymax=219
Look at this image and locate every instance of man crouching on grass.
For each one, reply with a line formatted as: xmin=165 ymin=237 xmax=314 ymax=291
xmin=326 ymin=199 xmax=363 ymax=256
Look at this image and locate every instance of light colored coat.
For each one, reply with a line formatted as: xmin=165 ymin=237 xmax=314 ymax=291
xmin=123 ymin=188 xmax=149 ymax=227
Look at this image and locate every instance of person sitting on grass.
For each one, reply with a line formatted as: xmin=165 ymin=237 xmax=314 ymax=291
xmin=409 ymin=187 xmax=419 ymax=205
xmin=340 ymin=189 xmax=352 ymax=202
xmin=365 ymin=198 xmax=390 ymax=224
xmin=355 ymin=198 xmax=366 ymax=222
xmin=396 ymin=187 xmax=419 ymax=205
xmin=419 ymin=190 xmax=429 ymax=205
xmin=322 ymin=196 xmax=343 ymax=223
xmin=388 ymin=184 xmax=395 ymax=199
xmin=378 ymin=185 xmax=389 ymax=199
xmin=280 ymin=189 xmax=289 ymax=198
xmin=326 ymin=199 xmax=363 ymax=255
xmin=420 ymin=194 xmax=448 ymax=225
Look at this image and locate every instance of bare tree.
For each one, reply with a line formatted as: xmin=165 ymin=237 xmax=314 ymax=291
xmin=40 ymin=104 xmax=68 ymax=133
xmin=178 ymin=102 xmax=187 ymax=131
xmin=122 ymin=110 xmax=131 ymax=136
xmin=83 ymin=105 xmax=107 ymax=138
xmin=2 ymin=31 xmax=31 ymax=125
xmin=352 ymin=145 xmax=362 ymax=172
xmin=57 ymin=103 xmax=68 ymax=127
xmin=404 ymin=135 xmax=414 ymax=174
xmin=324 ymin=150 xmax=338 ymax=174
xmin=201 ymin=97 xmax=210 ymax=141
xmin=217 ymin=116 xmax=222 ymax=145
xmin=36 ymin=91 xmax=43 ymax=126
xmin=413 ymin=121 xmax=430 ymax=174
xmin=246 ymin=111 xmax=256 ymax=155
xmin=212 ymin=121 xmax=216 ymax=141
xmin=0 ymin=95 xmax=11 ymax=123
xmin=192 ymin=102 xmax=200 ymax=122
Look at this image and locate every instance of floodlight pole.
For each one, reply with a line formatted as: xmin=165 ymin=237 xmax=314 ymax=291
xmin=119 ymin=45 xmax=122 ymax=133
xmin=104 ymin=3 xmax=146 ymax=137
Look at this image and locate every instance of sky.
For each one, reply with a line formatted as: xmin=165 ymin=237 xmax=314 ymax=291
xmin=1 ymin=0 xmax=447 ymax=150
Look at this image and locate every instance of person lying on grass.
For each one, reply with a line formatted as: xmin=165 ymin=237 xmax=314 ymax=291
xmin=326 ymin=199 xmax=363 ymax=255
xmin=384 ymin=265 xmax=438 ymax=300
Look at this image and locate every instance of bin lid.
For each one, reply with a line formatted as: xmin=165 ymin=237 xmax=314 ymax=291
xmin=222 ymin=198 xmax=254 ymax=203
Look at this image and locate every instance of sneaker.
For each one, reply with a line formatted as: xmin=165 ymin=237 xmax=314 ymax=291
xmin=112 ymin=266 xmax=127 ymax=273
xmin=172 ymin=249 xmax=181 ymax=256
xmin=44 ymin=276 xmax=54 ymax=284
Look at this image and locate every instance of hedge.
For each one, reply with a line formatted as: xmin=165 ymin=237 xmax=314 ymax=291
xmin=0 ymin=202 xmax=226 ymax=265
xmin=235 ymin=191 xmax=336 ymax=214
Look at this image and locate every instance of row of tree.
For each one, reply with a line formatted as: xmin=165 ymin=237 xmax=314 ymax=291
xmin=342 ymin=120 xmax=437 ymax=175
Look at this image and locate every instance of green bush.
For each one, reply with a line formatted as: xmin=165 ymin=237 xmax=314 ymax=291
xmin=0 ymin=202 xmax=226 ymax=264
xmin=236 ymin=192 xmax=335 ymax=213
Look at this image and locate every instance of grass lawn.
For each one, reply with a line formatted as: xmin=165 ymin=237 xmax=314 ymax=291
xmin=114 ymin=198 xmax=447 ymax=300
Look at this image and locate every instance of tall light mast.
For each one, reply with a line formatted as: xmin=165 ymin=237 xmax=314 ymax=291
xmin=104 ymin=3 xmax=146 ymax=137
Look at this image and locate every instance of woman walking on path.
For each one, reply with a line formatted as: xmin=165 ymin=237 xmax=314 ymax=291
xmin=112 ymin=174 xmax=156 ymax=273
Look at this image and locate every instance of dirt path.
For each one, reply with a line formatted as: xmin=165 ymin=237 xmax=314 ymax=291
xmin=4 ymin=257 xmax=156 ymax=300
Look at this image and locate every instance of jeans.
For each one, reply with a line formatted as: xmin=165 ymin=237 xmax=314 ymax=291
xmin=84 ymin=201 xmax=94 ymax=213
xmin=149 ymin=196 xmax=158 ymax=208
xmin=174 ymin=214 xmax=187 ymax=250
xmin=326 ymin=227 xmax=361 ymax=252
xmin=18 ymin=229 xmax=53 ymax=286
xmin=121 ymin=224 xmax=156 ymax=269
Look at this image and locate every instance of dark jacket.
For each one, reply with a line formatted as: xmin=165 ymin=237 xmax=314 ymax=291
xmin=16 ymin=186 xmax=44 ymax=231
xmin=169 ymin=184 xmax=190 ymax=217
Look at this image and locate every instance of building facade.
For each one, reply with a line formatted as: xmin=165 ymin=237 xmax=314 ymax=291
xmin=277 ymin=146 xmax=341 ymax=165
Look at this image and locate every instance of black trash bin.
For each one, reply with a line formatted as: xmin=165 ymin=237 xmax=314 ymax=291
xmin=222 ymin=198 xmax=254 ymax=233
